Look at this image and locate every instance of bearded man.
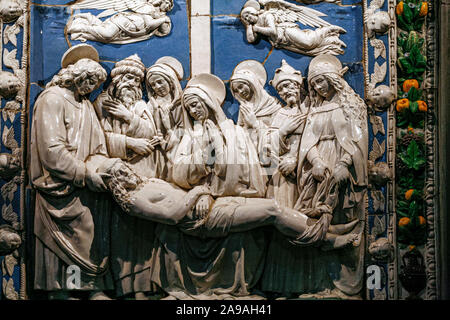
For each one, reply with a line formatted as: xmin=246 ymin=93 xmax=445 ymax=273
xmin=30 ymin=44 xmax=112 ymax=300
xmin=94 ymin=55 xmax=160 ymax=300
xmin=94 ymin=54 xmax=161 ymax=178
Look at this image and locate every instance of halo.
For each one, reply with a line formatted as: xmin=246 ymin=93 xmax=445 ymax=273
xmin=61 ymin=44 xmax=99 ymax=69
xmin=231 ymin=59 xmax=267 ymax=85
xmin=242 ymin=0 xmax=260 ymax=11
xmin=153 ymin=56 xmax=184 ymax=80
xmin=186 ymin=73 xmax=226 ymax=105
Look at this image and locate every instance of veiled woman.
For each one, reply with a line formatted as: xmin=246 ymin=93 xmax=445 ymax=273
xmin=230 ymin=60 xmax=281 ymax=131
xmin=146 ymin=56 xmax=184 ymax=181
xmin=151 ymin=73 xmax=269 ymax=298
xmin=294 ymin=54 xmax=368 ymax=299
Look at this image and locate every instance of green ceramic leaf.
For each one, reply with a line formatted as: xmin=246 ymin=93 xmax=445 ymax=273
xmin=399 ymin=58 xmax=413 ymax=74
xmin=407 ymin=87 xmax=421 ymax=102
xmin=410 ymin=101 xmax=418 ymax=113
xmin=403 ymin=5 xmax=413 ymax=24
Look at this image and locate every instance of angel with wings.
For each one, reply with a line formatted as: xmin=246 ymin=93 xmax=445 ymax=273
xmin=240 ymin=0 xmax=346 ymax=56
xmin=365 ymin=0 xmax=391 ymax=38
xmin=66 ymin=0 xmax=173 ymax=44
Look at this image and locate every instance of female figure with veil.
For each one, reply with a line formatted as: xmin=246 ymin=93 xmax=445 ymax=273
xmin=140 ymin=73 xmax=357 ymax=298
xmin=294 ymin=54 xmax=368 ymax=299
xmin=146 ymin=56 xmax=185 ymax=181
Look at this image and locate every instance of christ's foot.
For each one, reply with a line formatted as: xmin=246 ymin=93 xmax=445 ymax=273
xmin=321 ymin=233 xmax=358 ymax=251
xmin=328 ymin=219 xmax=359 ymax=235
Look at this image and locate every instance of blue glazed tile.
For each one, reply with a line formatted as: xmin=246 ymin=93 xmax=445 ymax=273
xmin=211 ymin=0 xmax=247 ymax=16
xmin=32 ymin=0 xmax=71 ymax=5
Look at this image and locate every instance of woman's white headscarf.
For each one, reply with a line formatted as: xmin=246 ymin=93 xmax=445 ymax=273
xmin=230 ymin=61 xmax=281 ymax=126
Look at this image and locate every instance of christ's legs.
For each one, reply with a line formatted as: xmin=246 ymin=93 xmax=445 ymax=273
xmin=226 ymin=198 xmax=357 ymax=248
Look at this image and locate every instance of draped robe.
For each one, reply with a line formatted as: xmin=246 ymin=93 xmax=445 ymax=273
xmin=31 ymin=86 xmax=112 ymax=291
xmin=94 ymin=92 xmax=159 ymax=297
xmin=293 ymin=101 xmax=367 ymax=296
xmin=150 ymin=86 xmax=269 ymax=298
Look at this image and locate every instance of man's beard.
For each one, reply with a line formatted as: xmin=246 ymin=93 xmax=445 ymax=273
xmin=116 ymin=83 xmax=142 ymax=106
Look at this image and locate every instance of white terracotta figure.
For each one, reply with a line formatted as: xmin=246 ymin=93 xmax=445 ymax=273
xmin=99 ymin=157 xmax=359 ymax=298
xmin=93 ymin=54 xmax=160 ymax=300
xmin=94 ymin=54 xmax=161 ymax=178
xmin=172 ymin=73 xmax=267 ymax=198
xmin=146 ymin=56 xmax=185 ymax=181
xmin=230 ymin=59 xmax=282 ymax=164
xmin=67 ymin=0 xmax=173 ymax=44
xmin=30 ymin=44 xmax=112 ymax=300
xmin=230 ymin=60 xmax=281 ymax=130
xmin=295 ymin=54 xmax=368 ymax=299
xmin=240 ymin=0 xmax=347 ymax=56
xmin=265 ymin=59 xmax=308 ymax=208
xmin=259 ymin=59 xmax=311 ymax=296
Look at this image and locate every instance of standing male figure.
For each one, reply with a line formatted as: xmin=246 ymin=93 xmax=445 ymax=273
xmin=94 ymin=54 xmax=160 ymax=300
xmin=31 ymin=44 xmax=112 ymax=300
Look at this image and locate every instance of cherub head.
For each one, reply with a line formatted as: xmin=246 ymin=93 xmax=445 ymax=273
xmin=0 ymin=0 xmax=22 ymax=23
xmin=0 ymin=225 xmax=21 ymax=255
xmin=367 ymin=85 xmax=396 ymax=111
xmin=368 ymin=161 xmax=391 ymax=187
xmin=0 ymin=71 xmax=21 ymax=99
xmin=366 ymin=11 xmax=391 ymax=37
xmin=152 ymin=0 xmax=173 ymax=12
xmin=369 ymin=237 xmax=393 ymax=261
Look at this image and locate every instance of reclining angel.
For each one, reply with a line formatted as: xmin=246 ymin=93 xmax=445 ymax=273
xmin=240 ymin=0 xmax=346 ymax=56
xmin=66 ymin=0 xmax=173 ymax=44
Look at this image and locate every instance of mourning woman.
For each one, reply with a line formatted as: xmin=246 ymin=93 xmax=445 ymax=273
xmin=294 ymin=54 xmax=368 ymax=299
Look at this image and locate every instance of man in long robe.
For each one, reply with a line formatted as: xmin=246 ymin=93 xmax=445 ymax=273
xmin=31 ymin=45 xmax=112 ymax=300
xmin=94 ymin=55 xmax=160 ymax=299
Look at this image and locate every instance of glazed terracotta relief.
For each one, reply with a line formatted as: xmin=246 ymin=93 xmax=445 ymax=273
xmin=0 ymin=0 xmax=439 ymax=301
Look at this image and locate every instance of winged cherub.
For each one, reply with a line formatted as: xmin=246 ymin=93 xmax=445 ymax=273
xmin=365 ymin=0 xmax=391 ymax=38
xmin=240 ymin=0 xmax=347 ymax=56
xmin=66 ymin=0 xmax=173 ymax=44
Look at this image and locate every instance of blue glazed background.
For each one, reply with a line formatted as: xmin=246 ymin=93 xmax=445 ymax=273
xmin=211 ymin=1 xmax=364 ymax=122
xmin=23 ymin=0 xmax=394 ymax=301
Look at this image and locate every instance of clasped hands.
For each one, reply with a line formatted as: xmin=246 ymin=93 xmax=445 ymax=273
xmin=240 ymin=104 xmax=258 ymax=129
